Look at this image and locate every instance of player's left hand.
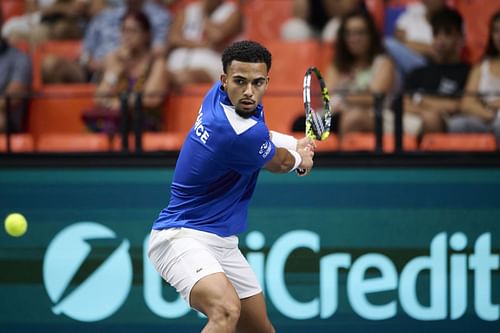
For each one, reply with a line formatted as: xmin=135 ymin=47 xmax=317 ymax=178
xmin=296 ymin=146 xmax=314 ymax=177
xmin=297 ymin=136 xmax=316 ymax=152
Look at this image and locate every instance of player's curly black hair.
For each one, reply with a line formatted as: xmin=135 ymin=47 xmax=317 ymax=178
xmin=221 ymin=40 xmax=272 ymax=73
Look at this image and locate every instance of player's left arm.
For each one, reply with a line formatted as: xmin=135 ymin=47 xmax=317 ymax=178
xmin=267 ymin=131 xmax=315 ymax=174
xmin=264 ymin=146 xmax=313 ymax=174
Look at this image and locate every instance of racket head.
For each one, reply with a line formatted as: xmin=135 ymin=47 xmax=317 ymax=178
xmin=303 ymin=67 xmax=332 ymax=141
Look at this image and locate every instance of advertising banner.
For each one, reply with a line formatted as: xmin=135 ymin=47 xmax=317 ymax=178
xmin=0 ymin=168 xmax=499 ymax=332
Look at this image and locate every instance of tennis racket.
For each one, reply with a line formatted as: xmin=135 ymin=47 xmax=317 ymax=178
xmin=297 ymin=67 xmax=332 ymax=175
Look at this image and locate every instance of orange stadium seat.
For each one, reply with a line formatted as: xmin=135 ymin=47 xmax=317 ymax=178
xmin=36 ymin=133 xmax=110 ymax=152
xmin=318 ymin=42 xmax=335 ymax=75
xmin=1 ymin=0 xmax=25 ymax=21
xmin=30 ymin=41 xmax=96 ymax=137
xmin=112 ymin=132 xmax=186 ymax=152
xmin=28 ymin=84 xmax=96 ymax=137
xmin=420 ymin=133 xmax=497 ymax=152
xmin=263 ymin=93 xmax=304 ymax=134
xmin=32 ymin=41 xmax=83 ymax=91
xmin=340 ymin=132 xmax=418 ymax=152
xmin=455 ymin=0 xmax=500 ymax=63
xmin=243 ymin=0 xmax=292 ymax=42
xmin=164 ymin=84 xmax=209 ymax=134
xmin=142 ymin=132 xmax=185 ymax=151
xmin=365 ymin=0 xmax=385 ymax=32
xmin=265 ymin=40 xmax=321 ymax=93
xmin=0 ymin=134 xmax=35 ymax=153
xmin=11 ymin=40 xmax=30 ymax=54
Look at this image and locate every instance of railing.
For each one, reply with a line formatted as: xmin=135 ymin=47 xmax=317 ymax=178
xmin=1 ymin=89 xmax=498 ymax=154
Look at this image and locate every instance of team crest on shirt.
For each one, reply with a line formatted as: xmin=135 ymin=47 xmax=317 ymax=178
xmin=259 ymin=140 xmax=272 ymax=158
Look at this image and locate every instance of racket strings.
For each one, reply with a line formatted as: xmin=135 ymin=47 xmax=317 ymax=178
xmin=304 ymin=67 xmax=332 ymax=140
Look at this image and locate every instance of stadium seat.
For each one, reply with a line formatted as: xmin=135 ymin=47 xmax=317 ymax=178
xmin=243 ymin=0 xmax=292 ymax=42
xmin=455 ymin=0 xmax=500 ymax=63
xmin=318 ymin=42 xmax=335 ymax=75
xmin=1 ymin=0 xmax=25 ymax=21
xmin=365 ymin=0 xmax=385 ymax=32
xmin=265 ymin=40 xmax=322 ymax=94
xmin=263 ymin=94 xmax=304 ymax=134
xmin=112 ymin=132 xmax=186 ymax=152
xmin=11 ymin=40 xmax=30 ymax=54
xmin=28 ymin=84 xmax=96 ymax=137
xmin=340 ymin=132 xmax=418 ymax=152
xmin=36 ymin=133 xmax=110 ymax=152
xmin=420 ymin=133 xmax=497 ymax=152
xmin=142 ymin=132 xmax=186 ymax=151
xmin=164 ymin=84 xmax=209 ymax=134
xmin=32 ymin=41 xmax=83 ymax=91
xmin=0 ymin=134 xmax=35 ymax=153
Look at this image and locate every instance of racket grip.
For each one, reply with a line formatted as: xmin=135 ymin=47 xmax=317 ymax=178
xmin=296 ymin=168 xmax=306 ymax=175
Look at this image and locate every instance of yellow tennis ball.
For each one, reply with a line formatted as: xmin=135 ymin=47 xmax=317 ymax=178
xmin=4 ymin=213 xmax=28 ymax=237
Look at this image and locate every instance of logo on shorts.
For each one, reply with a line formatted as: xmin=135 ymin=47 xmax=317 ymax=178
xmin=196 ymin=267 xmax=203 ymax=273
xmin=43 ymin=222 xmax=133 ymax=322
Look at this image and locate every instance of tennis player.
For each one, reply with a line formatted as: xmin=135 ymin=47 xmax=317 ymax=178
xmin=148 ymin=40 xmax=314 ymax=333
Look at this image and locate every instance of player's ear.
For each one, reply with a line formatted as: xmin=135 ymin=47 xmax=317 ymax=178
xmin=220 ymin=74 xmax=227 ymax=90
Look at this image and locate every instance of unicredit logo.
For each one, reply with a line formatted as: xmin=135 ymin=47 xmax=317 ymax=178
xmin=43 ymin=222 xmax=132 ymax=322
xmin=42 ymin=223 xmax=499 ymax=323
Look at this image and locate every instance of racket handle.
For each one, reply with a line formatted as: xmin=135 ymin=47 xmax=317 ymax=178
xmin=296 ymin=168 xmax=306 ymax=175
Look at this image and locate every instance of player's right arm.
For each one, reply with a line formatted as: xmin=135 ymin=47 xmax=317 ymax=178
xmin=264 ymin=147 xmax=314 ymax=174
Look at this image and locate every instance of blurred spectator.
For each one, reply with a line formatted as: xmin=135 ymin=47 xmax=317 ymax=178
xmin=83 ymin=10 xmax=168 ymax=133
xmin=2 ymin=0 xmax=91 ymax=44
xmin=42 ymin=0 xmax=171 ymax=84
xmin=281 ymin=0 xmax=366 ymax=42
xmin=166 ymin=0 xmax=243 ymax=88
xmin=325 ymin=11 xmax=399 ymax=136
xmin=385 ymin=0 xmax=448 ymax=76
xmin=0 ymin=6 xmax=31 ymax=133
xmin=82 ymin=0 xmax=171 ymax=71
xmin=88 ymin=0 xmax=123 ymax=16
xmin=450 ymin=10 xmax=500 ymax=148
xmin=404 ymin=8 xmax=470 ymax=137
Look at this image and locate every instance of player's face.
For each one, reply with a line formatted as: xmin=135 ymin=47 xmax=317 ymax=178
xmin=221 ymin=60 xmax=269 ymax=118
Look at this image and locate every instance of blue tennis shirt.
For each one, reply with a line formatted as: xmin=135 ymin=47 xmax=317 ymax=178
xmin=153 ymin=81 xmax=276 ymax=237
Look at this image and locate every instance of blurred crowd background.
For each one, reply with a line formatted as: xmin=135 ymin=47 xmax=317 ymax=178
xmin=1 ymin=0 xmax=500 ymax=153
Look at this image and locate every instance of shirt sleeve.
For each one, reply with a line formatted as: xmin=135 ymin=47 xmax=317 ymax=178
xmin=227 ymin=125 xmax=276 ymax=174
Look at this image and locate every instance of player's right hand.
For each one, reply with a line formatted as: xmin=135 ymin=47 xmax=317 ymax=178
xmin=297 ymin=136 xmax=316 ymax=151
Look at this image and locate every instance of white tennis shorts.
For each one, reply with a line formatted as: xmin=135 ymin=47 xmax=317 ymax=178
xmin=148 ymin=228 xmax=262 ymax=305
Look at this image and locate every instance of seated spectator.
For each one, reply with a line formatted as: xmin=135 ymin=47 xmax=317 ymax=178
xmin=281 ymin=0 xmax=366 ymax=43
xmin=325 ymin=11 xmax=399 ymax=136
xmin=0 ymin=6 xmax=31 ymax=133
xmin=385 ymin=0 xmax=448 ymax=76
xmin=42 ymin=0 xmax=171 ymax=84
xmin=450 ymin=10 xmax=500 ymax=148
xmin=404 ymin=8 xmax=470 ymax=137
xmin=84 ymin=10 xmax=168 ymax=133
xmin=166 ymin=0 xmax=243 ymax=88
xmin=2 ymin=0 xmax=91 ymax=44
